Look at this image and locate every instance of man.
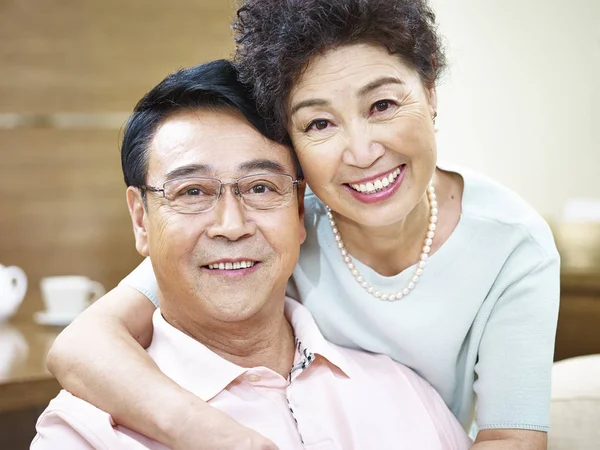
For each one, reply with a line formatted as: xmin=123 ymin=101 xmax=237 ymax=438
xmin=32 ymin=60 xmax=470 ymax=449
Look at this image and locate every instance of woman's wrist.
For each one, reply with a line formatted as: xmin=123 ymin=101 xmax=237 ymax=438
xmin=159 ymin=391 xmax=263 ymax=450
xmin=151 ymin=389 xmax=208 ymax=446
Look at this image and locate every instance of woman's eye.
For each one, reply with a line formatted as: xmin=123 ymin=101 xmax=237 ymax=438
xmin=371 ymin=100 xmax=396 ymax=114
xmin=305 ymin=119 xmax=330 ymax=132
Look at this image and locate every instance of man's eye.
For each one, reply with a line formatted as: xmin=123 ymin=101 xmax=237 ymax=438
xmin=178 ymin=186 xmax=204 ymax=196
xmin=305 ymin=119 xmax=330 ymax=132
xmin=250 ymin=184 xmax=270 ymax=194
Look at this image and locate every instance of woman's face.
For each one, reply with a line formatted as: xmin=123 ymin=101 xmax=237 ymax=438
xmin=287 ymin=42 xmax=438 ymax=228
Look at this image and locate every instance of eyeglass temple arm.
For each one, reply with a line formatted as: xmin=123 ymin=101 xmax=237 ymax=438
xmin=140 ymin=185 xmax=164 ymax=193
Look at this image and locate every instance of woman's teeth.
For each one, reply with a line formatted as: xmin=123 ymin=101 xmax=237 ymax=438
xmin=350 ymin=167 xmax=401 ymax=194
xmin=208 ymin=261 xmax=255 ymax=270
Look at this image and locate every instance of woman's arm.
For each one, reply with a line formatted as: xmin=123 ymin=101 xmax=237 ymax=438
xmin=473 ymin=429 xmax=546 ymax=449
xmin=47 ymin=285 xmax=277 ymax=449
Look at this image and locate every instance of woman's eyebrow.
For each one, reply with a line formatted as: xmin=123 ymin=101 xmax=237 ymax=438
xmin=357 ymin=76 xmax=404 ymax=97
xmin=289 ymin=76 xmax=404 ymax=115
xmin=289 ymin=98 xmax=329 ymax=116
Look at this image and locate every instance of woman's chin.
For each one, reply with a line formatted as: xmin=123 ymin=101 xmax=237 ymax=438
xmin=334 ymin=204 xmax=414 ymax=229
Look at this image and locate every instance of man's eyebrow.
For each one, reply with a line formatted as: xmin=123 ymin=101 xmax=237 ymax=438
xmin=238 ymin=159 xmax=287 ymax=174
xmin=357 ymin=76 xmax=404 ymax=97
xmin=165 ymin=164 xmax=213 ymax=181
xmin=289 ymin=99 xmax=329 ymax=116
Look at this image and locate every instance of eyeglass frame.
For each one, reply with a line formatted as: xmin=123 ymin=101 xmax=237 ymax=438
xmin=138 ymin=172 xmax=303 ymax=214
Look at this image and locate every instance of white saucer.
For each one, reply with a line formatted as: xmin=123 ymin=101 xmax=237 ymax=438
xmin=33 ymin=311 xmax=80 ymax=327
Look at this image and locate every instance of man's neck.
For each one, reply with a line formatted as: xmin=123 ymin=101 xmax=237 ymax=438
xmin=162 ymin=301 xmax=296 ymax=379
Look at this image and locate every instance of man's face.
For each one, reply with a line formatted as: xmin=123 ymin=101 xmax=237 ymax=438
xmin=127 ymin=109 xmax=306 ymax=326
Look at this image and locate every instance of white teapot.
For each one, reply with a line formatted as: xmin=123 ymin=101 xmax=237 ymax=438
xmin=0 ymin=265 xmax=27 ymax=322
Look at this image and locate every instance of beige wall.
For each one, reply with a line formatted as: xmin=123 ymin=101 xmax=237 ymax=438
xmin=431 ymin=0 xmax=600 ymax=218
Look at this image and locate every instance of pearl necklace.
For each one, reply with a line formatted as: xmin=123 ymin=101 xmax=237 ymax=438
xmin=326 ymin=183 xmax=438 ymax=301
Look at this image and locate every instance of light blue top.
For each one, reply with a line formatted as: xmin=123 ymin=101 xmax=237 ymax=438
xmin=122 ymin=165 xmax=560 ymax=432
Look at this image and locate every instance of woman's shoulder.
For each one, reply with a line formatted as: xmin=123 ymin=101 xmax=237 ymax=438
xmin=443 ymin=163 xmax=557 ymax=259
xmin=301 ymin=191 xmax=328 ymax=248
xmin=303 ymin=188 xmax=327 ymax=220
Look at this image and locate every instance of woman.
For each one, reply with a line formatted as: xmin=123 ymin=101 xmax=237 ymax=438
xmin=48 ymin=1 xmax=559 ymax=449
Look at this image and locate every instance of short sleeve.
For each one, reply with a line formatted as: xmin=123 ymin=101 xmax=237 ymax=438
xmin=119 ymin=257 xmax=160 ymax=307
xmin=32 ymin=391 xmax=157 ymax=449
xmin=474 ymin=251 xmax=560 ymax=431
xmin=32 ymin=391 xmax=114 ymax=449
xmin=32 ymin=414 xmax=95 ymax=450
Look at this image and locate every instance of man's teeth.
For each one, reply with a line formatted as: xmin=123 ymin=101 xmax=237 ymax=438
xmin=350 ymin=167 xmax=402 ymax=194
xmin=208 ymin=261 xmax=256 ymax=270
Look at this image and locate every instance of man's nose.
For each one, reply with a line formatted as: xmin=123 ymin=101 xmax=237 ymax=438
xmin=205 ymin=187 xmax=256 ymax=241
xmin=342 ymin=123 xmax=385 ymax=168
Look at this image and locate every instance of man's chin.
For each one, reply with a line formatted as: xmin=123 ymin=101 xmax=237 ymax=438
xmin=203 ymin=295 xmax=274 ymax=323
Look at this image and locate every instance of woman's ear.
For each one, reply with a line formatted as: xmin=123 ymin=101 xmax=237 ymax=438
xmin=427 ymin=85 xmax=438 ymax=119
xmin=126 ymin=187 xmax=150 ymax=257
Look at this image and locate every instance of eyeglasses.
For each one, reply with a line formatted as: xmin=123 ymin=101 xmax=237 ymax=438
xmin=140 ymin=173 xmax=301 ymax=214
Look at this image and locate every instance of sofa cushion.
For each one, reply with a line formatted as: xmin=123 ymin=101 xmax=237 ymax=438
xmin=549 ymin=354 xmax=600 ymax=450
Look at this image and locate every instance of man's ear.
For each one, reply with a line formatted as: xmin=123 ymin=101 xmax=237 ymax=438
xmin=296 ymin=180 xmax=307 ymax=245
xmin=126 ymin=187 xmax=150 ymax=257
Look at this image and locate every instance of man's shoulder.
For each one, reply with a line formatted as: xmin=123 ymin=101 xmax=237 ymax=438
xmin=303 ymin=191 xmax=326 ymax=228
xmin=33 ymin=390 xmax=163 ymax=449
xmin=331 ymin=344 xmax=463 ymax=421
xmin=40 ymin=390 xmax=115 ymax=426
xmin=330 ymin=342 xmax=437 ymax=394
xmin=33 ymin=390 xmax=115 ymax=448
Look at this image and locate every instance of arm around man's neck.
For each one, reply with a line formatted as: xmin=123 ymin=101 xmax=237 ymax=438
xmin=46 ymin=285 xmax=277 ymax=449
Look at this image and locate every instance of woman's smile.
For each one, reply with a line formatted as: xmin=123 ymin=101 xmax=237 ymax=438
xmin=344 ymin=164 xmax=406 ymax=204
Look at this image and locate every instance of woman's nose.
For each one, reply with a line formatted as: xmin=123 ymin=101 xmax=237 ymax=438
xmin=342 ymin=126 xmax=385 ymax=168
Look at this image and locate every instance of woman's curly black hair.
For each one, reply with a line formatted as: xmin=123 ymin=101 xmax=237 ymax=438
xmin=233 ymin=0 xmax=446 ymax=141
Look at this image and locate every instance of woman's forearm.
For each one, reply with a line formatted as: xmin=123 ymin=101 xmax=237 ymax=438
xmin=473 ymin=429 xmax=547 ymax=450
xmin=46 ymin=286 xmax=278 ymax=449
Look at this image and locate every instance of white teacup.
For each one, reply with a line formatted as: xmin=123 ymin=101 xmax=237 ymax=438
xmin=40 ymin=276 xmax=105 ymax=317
xmin=0 ymin=264 xmax=28 ymax=322
xmin=0 ymin=324 xmax=29 ymax=377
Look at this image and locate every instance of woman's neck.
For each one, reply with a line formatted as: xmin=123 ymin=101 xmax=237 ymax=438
xmin=332 ymin=169 xmax=463 ymax=277
xmin=334 ymin=193 xmax=431 ymax=276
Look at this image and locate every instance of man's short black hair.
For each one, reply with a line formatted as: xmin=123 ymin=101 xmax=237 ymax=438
xmin=121 ymin=59 xmax=298 ymax=188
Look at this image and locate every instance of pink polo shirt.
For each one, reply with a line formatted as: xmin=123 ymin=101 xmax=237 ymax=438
xmin=33 ymin=298 xmax=471 ymax=449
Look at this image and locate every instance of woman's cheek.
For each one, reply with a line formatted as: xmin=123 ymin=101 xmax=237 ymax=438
xmin=296 ymin=134 xmax=341 ymax=168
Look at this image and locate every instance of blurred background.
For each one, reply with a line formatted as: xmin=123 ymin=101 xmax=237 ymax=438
xmin=0 ymin=0 xmax=598 ymax=448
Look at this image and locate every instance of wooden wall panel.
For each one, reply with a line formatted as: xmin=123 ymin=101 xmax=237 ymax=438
xmin=0 ymin=0 xmax=239 ymax=323
xmin=0 ymin=129 xmax=142 ymax=321
xmin=554 ymin=293 xmax=600 ymax=361
xmin=0 ymin=0 xmax=236 ymax=112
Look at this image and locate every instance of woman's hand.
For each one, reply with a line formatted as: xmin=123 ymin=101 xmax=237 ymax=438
xmin=171 ymin=407 xmax=278 ymax=450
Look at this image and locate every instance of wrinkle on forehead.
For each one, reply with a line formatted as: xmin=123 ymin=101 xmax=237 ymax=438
xmin=147 ymin=110 xmax=293 ymax=182
xmin=290 ymin=43 xmax=421 ymax=104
